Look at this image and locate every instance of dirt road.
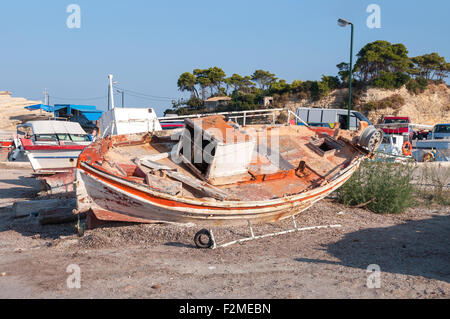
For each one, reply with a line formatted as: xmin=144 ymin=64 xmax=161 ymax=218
xmin=0 ymin=169 xmax=448 ymax=299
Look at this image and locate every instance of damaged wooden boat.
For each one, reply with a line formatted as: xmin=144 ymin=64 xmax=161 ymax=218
xmin=76 ymin=115 xmax=383 ymax=228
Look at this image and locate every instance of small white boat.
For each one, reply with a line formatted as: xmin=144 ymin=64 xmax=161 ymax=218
xmin=376 ymin=134 xmax=413 ymax=162
xmin=10 ymin=121 xmax=92 ymax=172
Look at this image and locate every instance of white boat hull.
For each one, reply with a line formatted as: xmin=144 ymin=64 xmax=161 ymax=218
xmin=26 ymin=149 xmax=83 ymax=171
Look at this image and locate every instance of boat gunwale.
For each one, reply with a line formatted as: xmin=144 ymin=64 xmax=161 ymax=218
xmin=78 ymin=158 xmax=362 ymax=210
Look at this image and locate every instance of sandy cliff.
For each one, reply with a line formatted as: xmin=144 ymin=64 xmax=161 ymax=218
xmin=360 ymin=84 xmax=450 ymax=125
xmin=284 ymin=83 xmax=450 ymax=126
xmin=0 ymin=91 xmax=49 ymax=132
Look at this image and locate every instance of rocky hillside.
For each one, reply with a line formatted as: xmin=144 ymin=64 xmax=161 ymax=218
xmin=0 ymin=91 xmax=48 ymax=132
xmin=284 ymin=83 xmax=450 ymax=126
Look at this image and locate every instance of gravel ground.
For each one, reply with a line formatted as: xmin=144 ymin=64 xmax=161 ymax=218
xmin=0 ymin=169 xmax=449 ymax=299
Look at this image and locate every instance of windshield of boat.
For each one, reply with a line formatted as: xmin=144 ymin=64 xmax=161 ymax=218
xmin=70 ymin=134 xmax=91 ymax=142
xmin=35 ymin=134 xmax=58 ymax=142
xmin=57 ymin=134 xmax=71 ymax=141
xmin=35 ymin=134 xmax=90 ymax=143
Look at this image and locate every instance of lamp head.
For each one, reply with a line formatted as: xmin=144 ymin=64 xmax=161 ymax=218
xmin=338 ymin=18 xmax=352 ymax=27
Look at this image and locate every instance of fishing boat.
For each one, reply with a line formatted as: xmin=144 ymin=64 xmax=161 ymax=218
xmin=76 ymin=114 xmax=382 ymax=229
xmin=9 ymin=121 xmax=92 ymax=172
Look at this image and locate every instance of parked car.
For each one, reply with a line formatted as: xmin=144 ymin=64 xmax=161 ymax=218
xmin=296 ymin=108 xmax=372 ymax=130
xmin=428 ymin=123 xmax=450 ymax=140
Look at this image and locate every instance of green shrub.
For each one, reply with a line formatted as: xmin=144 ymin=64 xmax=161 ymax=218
xmin=359 ymin=94 xmax=405 ymax=113
xmin=310 ymin=81 xmax=330 ymax=101
xmin=337 ymin=160 xmax=415 ymax=214
xmin=186 ymin=97 xmax=204 ymax=109
xmin=372 ymin=71 xmax=411 ymax=89
xmin=406 ymin=77 xmax=428 ymax=94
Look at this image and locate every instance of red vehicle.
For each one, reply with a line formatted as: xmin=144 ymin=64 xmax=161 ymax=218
xmin=381 ymin=116 xmax=414 ymax=140
xmin=1 ymin=139 xmax=13 ymax=148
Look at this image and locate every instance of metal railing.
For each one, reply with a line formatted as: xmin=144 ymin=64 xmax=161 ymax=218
xmin=159 ymin=108 xmax=284 ymax=126
xmin=374 ymin=123 xmax=434 ymax=130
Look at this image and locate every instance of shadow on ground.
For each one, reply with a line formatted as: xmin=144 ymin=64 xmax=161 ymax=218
xmin=296 ymin=215 xmax=450 ymax=283
xmin=0 ymin=175 xmax=39 ymax=201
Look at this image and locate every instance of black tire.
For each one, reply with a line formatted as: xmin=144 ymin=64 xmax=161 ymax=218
xmin=194 ymin=229 xmax=214 ymax=249
xmin=7 ymin=149 xmax=15 ymax=162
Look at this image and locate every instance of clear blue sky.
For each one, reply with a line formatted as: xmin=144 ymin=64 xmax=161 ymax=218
xmin=1 ymin=0 xmax=449 ymax=116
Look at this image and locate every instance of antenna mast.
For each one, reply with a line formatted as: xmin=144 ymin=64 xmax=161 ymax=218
xmin=108 ymin=74 xmax=115 ymax=110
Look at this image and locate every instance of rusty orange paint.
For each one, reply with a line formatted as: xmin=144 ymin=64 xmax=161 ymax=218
xmin=82 ymin=162 xmax=351 ymax=212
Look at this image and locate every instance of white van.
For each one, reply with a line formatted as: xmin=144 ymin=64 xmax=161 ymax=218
xmin=296 ymin=108 xmax=372 ymax=130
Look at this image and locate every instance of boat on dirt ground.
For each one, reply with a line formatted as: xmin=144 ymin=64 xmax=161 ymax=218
xmin=8 ymin=121 xmax=92 ymax=172
xmin=76 ymin=115 xmax=383 ymax=229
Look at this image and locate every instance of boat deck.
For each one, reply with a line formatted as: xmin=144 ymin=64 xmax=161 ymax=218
xmin=95 ymin=125 xmax=358 ymax=202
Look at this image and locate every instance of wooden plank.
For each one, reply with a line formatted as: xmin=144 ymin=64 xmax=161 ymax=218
xmin=139 ymin=159 xmax=176 ymax=171
xmin=145 ymin=173 xmax=182 ymax=196
xmin=164 ymin=170 xmax=229 ymax=201
xmin=178 ymin=154 xmax=207 ymax=181
xmin=135 ymin=157 xmax=228 ymax=200
xmin=139 ymin=152 xmax=170 ymax=162
xmin=13 ymin=199 xmax=76 ymax=218
xmin=113 ymin=163 xmax=127 ymax=176
xmin=39 ymin=208 xmax=85 ymax=225
xmin=257 ymin=143 xmax=295 ymax=171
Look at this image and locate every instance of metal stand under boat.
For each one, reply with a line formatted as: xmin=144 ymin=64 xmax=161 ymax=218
xmin=194 ymin=217 xmax=342 ymax=249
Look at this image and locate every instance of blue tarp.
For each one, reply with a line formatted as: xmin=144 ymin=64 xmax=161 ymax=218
xmin=53 ymin=104 xmax=103 ymax=122
xmin=25 ymin=104 xmax=54 ymax=112
xmin=27 ymin=104 xmax=104 ymax=122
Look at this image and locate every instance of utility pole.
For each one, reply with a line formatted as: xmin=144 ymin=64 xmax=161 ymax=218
xmin=43 ymin=88 xmax=48 ymax=105
xmin=42 ymin=88 xmax=49 ymax=116
xmin=117 ymin=89 xmax=124 ymax=108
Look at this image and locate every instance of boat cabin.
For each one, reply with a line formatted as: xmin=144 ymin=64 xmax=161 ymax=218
xmin=175 ymin=115 xmax=256 ymax=185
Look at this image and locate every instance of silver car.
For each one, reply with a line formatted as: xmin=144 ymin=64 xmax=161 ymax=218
xmin=428 ymin=124 xmax=450 ymax=140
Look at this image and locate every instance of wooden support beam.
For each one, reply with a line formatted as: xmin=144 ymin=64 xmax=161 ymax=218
xmin=164 ymin=170 xmax=229 ymax=201
xmin=39 ymin=209 xmax=86 ymax=225
xmin=139 ymin=159 xmax=176 ymax=171
xmin=145 ymin=173 xmax=182 ymax=196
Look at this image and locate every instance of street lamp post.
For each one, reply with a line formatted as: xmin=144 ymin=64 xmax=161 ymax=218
xmin=338 ymin=18 xmax=354 ymax=130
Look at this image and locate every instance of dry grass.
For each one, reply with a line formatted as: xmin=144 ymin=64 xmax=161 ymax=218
xmin=415 ymin=164 xmax=450 ymax=206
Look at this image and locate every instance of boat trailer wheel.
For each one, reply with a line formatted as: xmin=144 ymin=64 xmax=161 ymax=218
xmin=194 ymin=229 xmax=214 ymax=249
